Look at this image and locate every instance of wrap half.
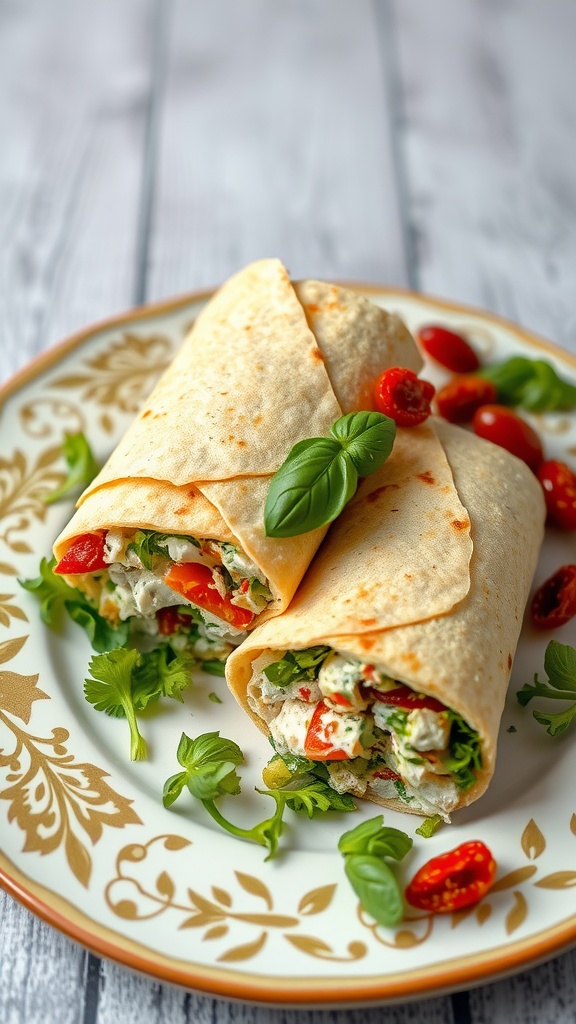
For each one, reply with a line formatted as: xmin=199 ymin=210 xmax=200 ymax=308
xmin=226 ymin=421 xmax=545 ymax=820
xmin=53 ymin=259 xmax=421 ymax=664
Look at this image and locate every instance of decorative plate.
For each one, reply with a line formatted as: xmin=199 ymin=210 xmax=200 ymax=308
xmin=1 ymin=288 xmax=575 ymax=1008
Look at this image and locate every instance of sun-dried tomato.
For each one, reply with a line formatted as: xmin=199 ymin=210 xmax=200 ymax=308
xmin=373 ymin=367 xmax=435 ymax=427
xmin=405 ymin=840 xmax=496 ymax=913
xmin=530 ymin=565 xmax=576 ymax=629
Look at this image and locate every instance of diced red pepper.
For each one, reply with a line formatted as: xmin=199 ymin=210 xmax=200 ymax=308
xmin=330 ymin=692 xmax=353 ymax=708
xmin=530 ymin=565 xmax=576 ymax=629
xmin=303 ymin=701 xmax=350 ymax=761
xmin=156 ymin=607 xmax=195 ymax=636
xmin=368 ymin=684 xmax=446 ymax=713
xmin=405 ymin=840 xmax=497 ymax=913
xmin=164 ymin=562 xmax=254 ymax=629
xmin=298 ymin=686 xmax=312 ymax=701
xmin=54 ymin=533 xmax=107 ymax=574
xmin=372 ymin=766 xmax=401 ymax=781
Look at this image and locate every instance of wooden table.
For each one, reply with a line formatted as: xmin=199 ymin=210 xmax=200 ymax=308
xmin=1 ymin=2 xmax=575 ymax=1021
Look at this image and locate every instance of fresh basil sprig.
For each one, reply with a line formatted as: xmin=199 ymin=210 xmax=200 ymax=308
xmin=44 ymin=431 xmax=100 ymax=505
xmin=479 ymin=356 xmax=576 ymax=412
xmin=264 ymin=412 xmax=396 ymax=538
xmin=517 ymin=640 xmax=576 ymax=735
xmin=338 ymin=815 xmax=412 ymax=927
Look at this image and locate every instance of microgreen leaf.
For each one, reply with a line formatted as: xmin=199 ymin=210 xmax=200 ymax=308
xmin=264 ymin=412 xmax=396 ymax=538
xmin=517 ymin=640 xmax=576 ymax=736
xmin=20 ymin=556 xmax=129 ymax=651
xmin=43 ymin=432 xmax=100 ymax=505
xmin=263 ymin=646 xmax=330 ymax=688
xmin=479 ymin=356 xmax=576 ymax=412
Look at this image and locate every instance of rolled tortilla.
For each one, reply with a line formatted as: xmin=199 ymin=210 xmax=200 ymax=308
xmin=53 ymin=259 xmax=422 ymax=653
xmin=226 ymin=421 xmax=545 ymax=819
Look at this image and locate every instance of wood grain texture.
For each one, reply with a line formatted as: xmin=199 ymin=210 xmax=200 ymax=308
xmin=146 ymin=0 xmax=408 ymax=297
xmin=389 ymin=0 xmax=576 ymax=350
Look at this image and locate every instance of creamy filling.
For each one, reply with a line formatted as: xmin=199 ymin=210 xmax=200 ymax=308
xmin=249 ymin=648 xmax=481 ymax=822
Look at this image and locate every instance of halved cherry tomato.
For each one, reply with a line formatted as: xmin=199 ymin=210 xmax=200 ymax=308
xmin=303 ymin=701 xmax=350 ymax=760
xmin=164 ymin=563 xmax=254 ymax=629
xmin=472 ymin=405 xmax=544 ymax=471
xmin=373 ymin=367 xmax=435 ymax=427
xmin=530 ymin=565 xmax=576 ymax=629
xmin=54 ymin=533 xmax=107 ymax=574
xmin=536 ymin=460 xmax=576 ymax=530
xmin=367 ymin=684 xmax=446 ymax=713
xmin=418 ymin=326 xmax=480 ymax=373
xmin=435 ymin=375 xmax=497 ymax=423
xmin=405 ymin=840 xmax=497 ymax=913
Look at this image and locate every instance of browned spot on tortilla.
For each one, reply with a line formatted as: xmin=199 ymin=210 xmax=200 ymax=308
xmin=404 ymin=573 xmax=413 ymax=580
xmin=305 ymin=303 xmax=320 ymax=315
xmin=365 ymin=483 xmax=400 ymax=503
xmin=400 ymin=652 xmax=422 ymax=671
xmin=141 ymin=409 xmax=152 ymax=419
xmin=451 ymin=518 xmax=469 ymax=531
xmin=356 ymin=586 xmax=369 ymax=600
xmin=237 ymin=440 xmax=248 ymax=448
xmin=174 ymin=507 xmax=189 ymax=516
xmin=417 ymin=470 xmax=435 ymax=485
xmin=253 ymin=414 xmax=263 ymax=426
xmin=310 ymin=348 xmax=325 ymax=363
xmin=507 ymin=653 xmax=513 ymax=671
xmin=358 ymin=636 xmax=376 ymax=651
xmin=186 ymin=488 xmax=197 ymax=499
xmin=244 ymin=325 xmax=252 ymax=331
xmin=360 ymin=618 xmax=377 ymax=627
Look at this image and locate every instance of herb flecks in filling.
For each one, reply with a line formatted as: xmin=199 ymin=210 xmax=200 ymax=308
xmin=252 ymin=647 xmax=482 ymax=822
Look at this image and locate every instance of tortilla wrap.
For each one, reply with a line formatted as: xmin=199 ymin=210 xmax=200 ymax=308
xmin=226 ymin=421 xmax=545 ymax=816
xmin=53 ymin=259 xmax=422 ymax=624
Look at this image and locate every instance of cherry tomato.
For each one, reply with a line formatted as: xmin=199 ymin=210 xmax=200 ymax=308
xmin=304 ymin=701 xmax=350 ymax=760
xmin=530 ymin=565 xmax=576 ymax=629
xmin=373 ymin=367 xmax=435 ymax=427
xmin=418 ymin=325 xmax=480 ymax=373
xmin=536 ymin=460 xmax=576 ymax=530
xmin=405 ymin=840 xmax=497 ymax=913
xmin=435 ymin=375 xmax=497 ymax=424
xmin=368 ymin=684 xmax=446 ymax=713
xmin=156 ymin=607 xmax=195 ymax=635
xmin=54 ymin=533 xmax=107 ymax=574
xmin=472 ymin=405 xmax=544 ymax=471
xmin=164 ymin=562 xmax=254 ymax=629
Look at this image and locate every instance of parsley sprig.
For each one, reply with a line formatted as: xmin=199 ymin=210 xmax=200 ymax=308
xmin=163 ymin=731 xmax=356 ymax=859
xmin=44 ymin=432 xmax=100 ymax=505
xmin=85 ymin=647 xmax=195 ymax=760
xmin=338 ymin=816 xmax=412 ymax=927
xmin=264 ymin=411 xmax=396 ymax=538
xmin=517 ymin=640 xmax=576 ymax=735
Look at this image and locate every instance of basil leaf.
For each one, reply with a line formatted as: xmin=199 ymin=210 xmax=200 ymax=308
xmin=338 ymin=816 xmax=412 ymax=860
xmin=330 ymin=412 xmax=396 ymax=476
xmin=480 ymin=356 xmax=576 ymax=412
xmin=265 ymin=438 xmax=358 ymax=538
xmin=344 ymin=854 xmax=404 ymax=927
xmin=544 ymin=640 xmax=576 ymax=692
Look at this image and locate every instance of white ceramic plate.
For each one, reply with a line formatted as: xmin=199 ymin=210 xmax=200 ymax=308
xmin=1 ymin=288 xmax=575 ymax=1008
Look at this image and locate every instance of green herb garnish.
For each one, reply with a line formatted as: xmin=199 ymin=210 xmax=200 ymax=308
xmin=479 ymin=356 xmax=576 ymax=412
xmin=443 ymin=710 xmax=482 ymax=790
xmin=44 ymin=432 xmax=100 ymax=505
xmin=338 ymin=815 xmax=412 ymax=927
xmin=264 ymin=411 xmax=396 ymax=538
xmin=415 ymin=814 xmax=443 ymax=838
xmin=164 ymin=731 xmax=355 ymax=859
xmin=84 ymin=646 xmax=195 ymax=760
xmin=208 ymin=692 xmax=222 ymax=703
xmin=517 ymin=640 xmax=576 ymax=735
xmin=20 ymin=557 xmax=129 ymax=651
xmin=199 ymin=659 xmax=227 ymax=678
xmin=263 ymin=646 xmax=331 ymax=688
xmin=126 ymin=530 xmax=200 ymax=570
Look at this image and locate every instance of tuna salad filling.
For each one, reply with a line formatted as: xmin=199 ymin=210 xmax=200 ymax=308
xmin=54 ymin=529 xmax=274 ymax=665
xmin=248 ymin=647 xmax=482 ymax=821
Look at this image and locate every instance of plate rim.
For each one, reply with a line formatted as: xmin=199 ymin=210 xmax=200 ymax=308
xmin=1 ymin=284 xmax=576 ymax=1006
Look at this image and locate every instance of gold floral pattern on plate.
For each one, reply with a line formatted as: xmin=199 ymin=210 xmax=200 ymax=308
xmin=0 ymin=447 xmax=66 ymax=555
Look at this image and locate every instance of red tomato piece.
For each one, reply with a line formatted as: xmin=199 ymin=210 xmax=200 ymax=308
xmin=54 ymin=533 xmax=107 ymax=574
xmin=164 ymin=562 xmax=254 ymax=629
xmin=156 ymin=607 xmax=195 ymax=636
xmin=530 ymin=565 xmax=576 ymax=629
xmin=536 ymin=460 xmax=576 ymax=530
xmin=304 ymin=701 xmax=350 ymax=760
xmin=372 ymin=766 xmax=401 ymax=781
xmin=418 ymin=325 xmax=480 ymax=373
xmin=435 ymin=375 xmax=497 ymax=424
xmin=374 ymin=367 xmax=435 ymax=427
xmin=405 ymin=840 xmax=497 ymax=913
xmin=472 ymin=405 xmax=544 ymax=471
xmin=368 ymin=684 xmax=446 ymax=713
